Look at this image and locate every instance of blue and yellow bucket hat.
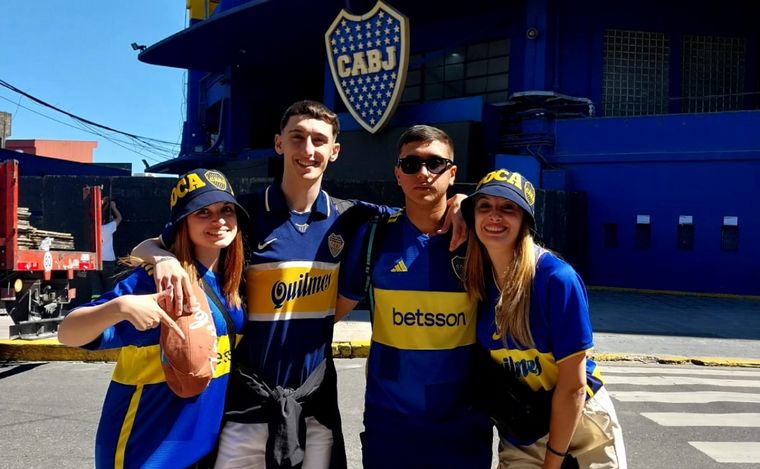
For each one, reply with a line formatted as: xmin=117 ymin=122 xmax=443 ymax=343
xmin=160 ymin=168 xmax=249 ymax=246
xmin=461 ymin=168 xmax=536 ymax=227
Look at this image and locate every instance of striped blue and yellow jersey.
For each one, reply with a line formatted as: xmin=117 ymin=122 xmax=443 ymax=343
xmin=340 ymin=212 xmax=480 ymax=424
xmin=477 ymin=251 xmax=603 ymax=400
xmin=234 ymin=184 xmax=388 ymax=390
xmin=82 ymin=265 xmax=244 ymax=469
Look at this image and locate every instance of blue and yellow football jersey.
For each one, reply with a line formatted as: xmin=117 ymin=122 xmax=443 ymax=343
xmin=340 ymin=212 xmax=481 ymax=423
xmin=234 ymin=185 xmax=388 ymax=390
xmin=82 ymin=265 xmax=244 ymax=469
xmin=477 ymin=251 xmax=604 ymax=402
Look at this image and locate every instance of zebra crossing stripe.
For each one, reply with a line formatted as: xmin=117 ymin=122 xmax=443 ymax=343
xmin=642 ymin=412 xmax=760 ymax=427
xmin=603 ymin=366 xmax=760 ymax=377
xmin=603 ymin=375 xmax=760 ymax=387
xmin=688 ymin=442 xmax=760 ymax=463
xmin=610 ymin=391 xmax=760 ymax=403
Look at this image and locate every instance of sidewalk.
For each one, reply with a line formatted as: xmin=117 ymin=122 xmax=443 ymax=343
xmin=334 ymin=289 xmax=760 ymax=366
xmin=2 ymin=290 xmax=759 ymax=366
xmin=588 ymin=289 xmax=760 ymax=364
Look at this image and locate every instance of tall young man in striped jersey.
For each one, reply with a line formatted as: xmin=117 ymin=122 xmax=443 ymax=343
xmin=135 ymin=101 xmax=379 ymax=468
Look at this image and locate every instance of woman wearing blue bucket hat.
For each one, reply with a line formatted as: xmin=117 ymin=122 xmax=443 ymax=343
xmin=461 ymin=169 xmax=626 ymax=469
xmin=59 ymin=168 xmax=248 ymax=468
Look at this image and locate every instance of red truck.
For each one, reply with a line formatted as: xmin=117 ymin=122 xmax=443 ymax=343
xmin=0 ymin=159 xmax=102 ymax=338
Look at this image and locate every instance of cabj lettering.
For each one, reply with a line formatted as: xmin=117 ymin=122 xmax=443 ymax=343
xmin=337 ymin=46 xmax=397 ymax=77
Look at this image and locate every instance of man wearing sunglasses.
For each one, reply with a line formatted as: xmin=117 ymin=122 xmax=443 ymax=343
xmin=337 ymin=125 xmax=493 ymax=469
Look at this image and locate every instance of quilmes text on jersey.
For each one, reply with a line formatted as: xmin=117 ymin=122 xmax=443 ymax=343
xmin=271 ymin=272 xmax=333 ymax=309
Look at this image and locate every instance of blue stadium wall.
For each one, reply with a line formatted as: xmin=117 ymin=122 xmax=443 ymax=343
xmin=537 ymin=1 xmax=759 ymax=295
xmin=139 ymin=0 xmax=760 ymax=294
xmin=548 ymin=112 xmax=760 ymax=295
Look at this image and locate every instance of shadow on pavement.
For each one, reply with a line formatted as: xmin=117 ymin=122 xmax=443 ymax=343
xmin=589 ymin=290 xmax=760 ymax=340
xmin=0 ymin=362 xmax=45 ymax=380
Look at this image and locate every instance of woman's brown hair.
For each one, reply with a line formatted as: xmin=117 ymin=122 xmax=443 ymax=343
xmin=170 ymin=220 xmax=243 ymax=308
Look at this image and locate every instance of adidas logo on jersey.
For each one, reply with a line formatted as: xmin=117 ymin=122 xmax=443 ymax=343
xmin=390 ymin=259 xmax=408 ymax=272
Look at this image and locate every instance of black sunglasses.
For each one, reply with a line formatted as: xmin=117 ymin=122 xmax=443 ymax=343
xmin=397 ymin=156 xmax=453 ymax=175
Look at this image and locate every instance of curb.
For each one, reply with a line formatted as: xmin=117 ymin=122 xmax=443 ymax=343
xmin=0 ymin=340 xmax=374 ymax=363
xmin=331 ymin=341 xmax=370 ymax=358
xmin=2 ymin=340 xmax=759 ymax=367
xmin=0 ymin=339 xmax=118 ymax=362
xmin=590 ymin=352 xmax=760 ymax=368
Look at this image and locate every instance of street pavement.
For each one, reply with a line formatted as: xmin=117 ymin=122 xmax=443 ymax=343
xmin=1 ymin=289 xmax=759 ymax=467
xmin=604 ymin=363 xmax=760 ymax=468
xmin=1 ymin=360 xmax=759 ymax=468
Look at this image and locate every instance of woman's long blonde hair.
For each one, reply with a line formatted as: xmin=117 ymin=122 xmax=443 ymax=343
xmin=121 ymin=218 xmax=244 ymax=308
xmin=464 ymin=221 xmax=537 ymax=347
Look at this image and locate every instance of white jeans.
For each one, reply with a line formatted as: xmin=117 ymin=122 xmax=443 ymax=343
xmin=214 ymin=417 xmax=333 ymax=469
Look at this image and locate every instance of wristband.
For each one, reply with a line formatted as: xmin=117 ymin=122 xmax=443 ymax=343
xmin=546 ymin=442 xmax=568 ymax=458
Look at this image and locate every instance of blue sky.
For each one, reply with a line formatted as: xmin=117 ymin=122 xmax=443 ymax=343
xmin=1 ymin=1 xmax=188 ymax=173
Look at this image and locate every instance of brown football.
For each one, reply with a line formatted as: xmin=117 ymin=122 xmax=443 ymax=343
xmin=159 ymin=283 xmax=218 ymax=398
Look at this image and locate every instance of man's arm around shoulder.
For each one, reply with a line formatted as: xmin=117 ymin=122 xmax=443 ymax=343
xmin=131 ymin=237 xmax=196 ymax=313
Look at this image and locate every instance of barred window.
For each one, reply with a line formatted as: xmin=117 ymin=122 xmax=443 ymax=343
xmin=402 ymin=38 xmax=510 ymax=105
xmin=603 ymin=29 xmax=670 ymax=116
xmin=681 ymin=35 xmax=746 ymax=113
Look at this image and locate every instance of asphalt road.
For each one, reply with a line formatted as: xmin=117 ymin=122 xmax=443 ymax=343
xmin=1 ymin=360 xmax=759 ymax=468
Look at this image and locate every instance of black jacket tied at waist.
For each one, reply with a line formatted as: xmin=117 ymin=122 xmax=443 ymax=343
xmin=224 ymin=359 xmax=347 ymax=469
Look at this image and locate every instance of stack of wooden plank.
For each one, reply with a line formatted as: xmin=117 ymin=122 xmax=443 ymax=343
xmin=16 ymin=207 xmax=75 ymax=250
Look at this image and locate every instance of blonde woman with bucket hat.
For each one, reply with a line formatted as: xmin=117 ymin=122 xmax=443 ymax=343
xmin=461 ymin=169 xmax=626 ymax=469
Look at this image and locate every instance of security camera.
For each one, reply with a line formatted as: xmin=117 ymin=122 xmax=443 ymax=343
xmin=526 ymin=28 xmax=539 ymax=40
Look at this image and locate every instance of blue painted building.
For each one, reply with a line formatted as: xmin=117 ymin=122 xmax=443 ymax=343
xmin=139 ymin=0 xmax=760 ymax=295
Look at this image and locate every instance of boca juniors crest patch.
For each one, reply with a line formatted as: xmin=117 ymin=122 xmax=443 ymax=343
xmin=325 ymin=1 xmax=409 ymax=133
xmin=451 ymin=255 xmax=465 ymax=281
xmin=328 ymin=233 xmax=345 ymax=258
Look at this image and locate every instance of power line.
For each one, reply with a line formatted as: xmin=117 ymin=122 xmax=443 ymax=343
xmin=0 ymin=78 xmax=181 ymax=147
xmin=0 ymin=93 xmax=173 ymax=163
xmin=0 ymin=78 xmax=179 ymax=145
